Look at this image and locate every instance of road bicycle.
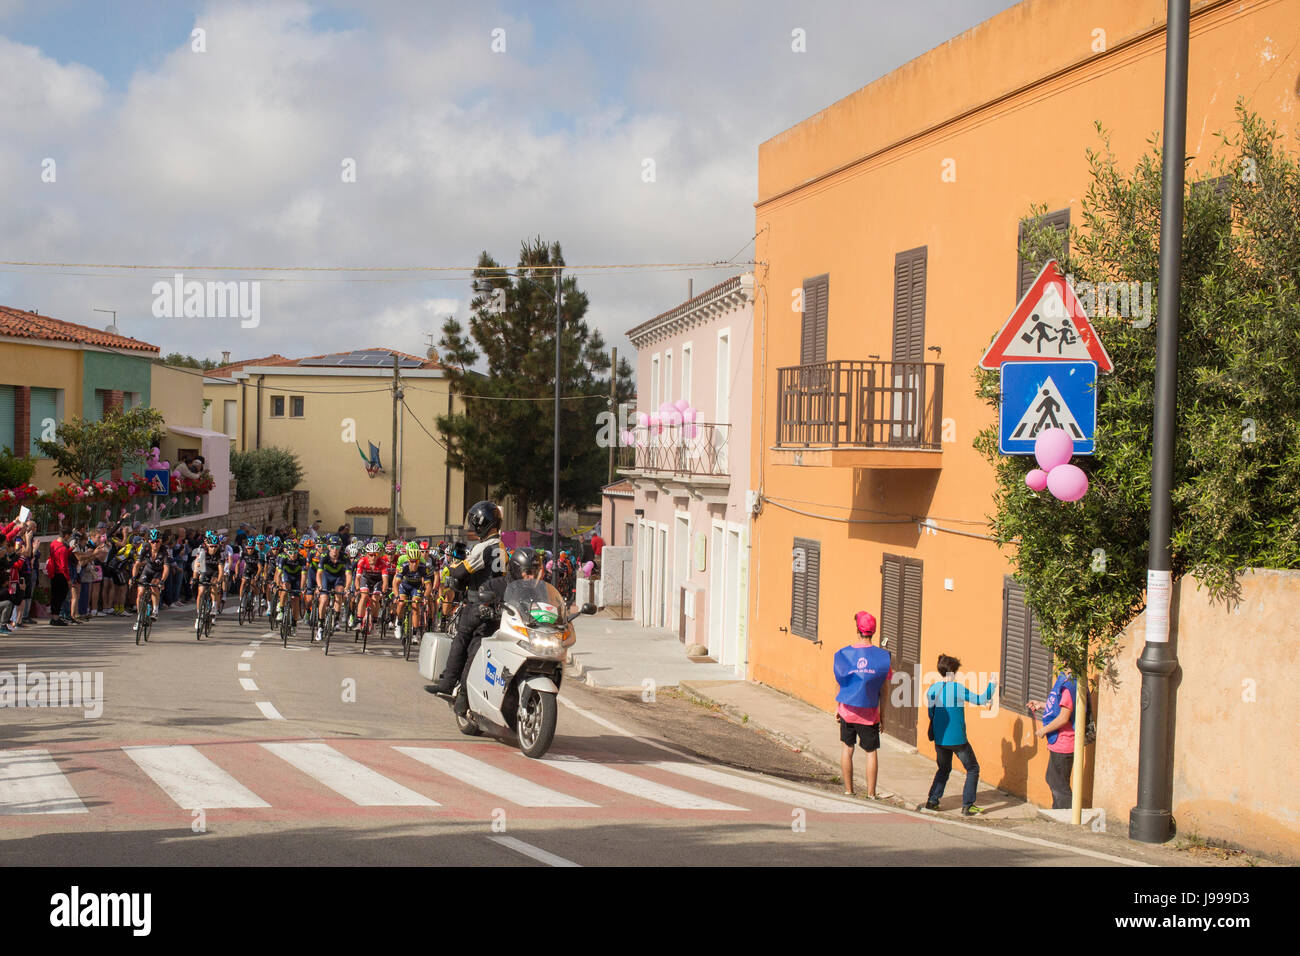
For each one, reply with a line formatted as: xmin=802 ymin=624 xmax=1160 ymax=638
xmin=134 ymin=583 xmax=155 ymax=644
xmin=278 ymin=587 xmax=301 ymax=646
xmin=195 ymin=588 xmax=215 ymax=641
xmin=398 ymin=592 xmax=425 ymax=661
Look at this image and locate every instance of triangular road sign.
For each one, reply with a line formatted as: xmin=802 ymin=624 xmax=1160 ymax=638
xmin=1008 ymin=374 xmax=1086 ymax=442
xmin=980 ymin=260 xmax=1114 ymax=372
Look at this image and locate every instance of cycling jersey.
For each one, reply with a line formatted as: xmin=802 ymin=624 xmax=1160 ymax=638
xmin=277 ymin=554 xmax=306 ymax=588
xmin=134 ymin=551 xmax=167 ymax=582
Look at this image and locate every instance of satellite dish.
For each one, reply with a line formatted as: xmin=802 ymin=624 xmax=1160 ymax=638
xmin=105 ymin=324 xmax=121 ymax=335
xmin=426 ymin=347 xmax=439 ymax=362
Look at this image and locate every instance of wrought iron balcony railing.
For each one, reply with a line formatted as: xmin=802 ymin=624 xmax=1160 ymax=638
xmin=617 ymin=421 xmax=730 ymax=479
xmin=776 ymin=359 xmax=944 ymax=450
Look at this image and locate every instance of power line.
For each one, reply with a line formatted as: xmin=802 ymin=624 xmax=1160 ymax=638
xmin=401 ymin=398 xmax=448 ymax=452
xmin=404 ymin=383 xmax=607 ymax=403
xmin=0 ymin=258 xmax=746 ymax=274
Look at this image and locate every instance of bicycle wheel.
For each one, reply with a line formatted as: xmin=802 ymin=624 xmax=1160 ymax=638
xmin=136 ymin=595 xmax=144 ymax=645
xmin=195 ymin=595 xmax=205 ymax=640
xmin=280 ymin=599 xmax=291 ymax=647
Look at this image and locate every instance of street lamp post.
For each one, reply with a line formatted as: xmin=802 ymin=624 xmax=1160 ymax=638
xmin=553 ymin=265 xmax=562 ymax=562
xmin=1130 ymin=0 xmax=1189 ymax=845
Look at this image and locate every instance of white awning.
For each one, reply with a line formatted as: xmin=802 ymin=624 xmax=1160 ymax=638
xmin=168 ymin=424 xmax=232 ymax=441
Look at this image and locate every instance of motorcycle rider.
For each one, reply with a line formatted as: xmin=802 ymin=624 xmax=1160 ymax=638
xmin=427 ymin=501 xmax=505 ymax=715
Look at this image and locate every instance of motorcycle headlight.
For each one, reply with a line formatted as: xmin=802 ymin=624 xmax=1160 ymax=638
xmin=517 ymin=626 xmax=571 ymax=660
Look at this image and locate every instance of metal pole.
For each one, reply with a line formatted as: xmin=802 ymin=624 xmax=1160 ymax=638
xmin=553 ymin=264 xmax=562 ymax=562
xmin=1130 ymin=0 xmax=1188 ymax=845
xmin=608 ymin=347 xmax=617 ymax=484
xmin=391 ymin=354 xmax=400 ymax=538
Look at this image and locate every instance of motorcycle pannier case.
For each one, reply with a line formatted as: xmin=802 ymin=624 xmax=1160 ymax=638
xmin=418 ymin=632 xmax=453 ymax=681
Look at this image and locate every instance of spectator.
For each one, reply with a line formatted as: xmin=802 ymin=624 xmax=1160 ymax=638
xmin=833 ymin=611 xmax=892 ymax=798
xmin=338 ymin=524 xmax=351 ymax=550
xmin=922 ymin=654 xmax=996 ymax=815
xmin=1028 ymin=668 xmax=1080 ymax=810
xmin=580 ymin=534 xmax=595 ymax=566
xmin=591 ymin=530 xmax=605 ymax=561
xmin=47 ymin=528 xmax=73 ymax=626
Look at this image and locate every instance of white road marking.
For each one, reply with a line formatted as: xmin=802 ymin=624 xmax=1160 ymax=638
xmin=241 ymin=650 xmax=255 ymax=659
xmin=239 ymin=678 xmax=258 ymax=692
xmin=488 ymin=835 xmax=580 ymax=867
xmin=0 ymin=749 xmax=88 ymax=814
xmin=249 ymin=641 xmax=262 ymax=648
xmin=538 ymin=756 xmax=744 ymax=811
xmin=261 ymin=742 xmax=438 ymax=806
xmin=122 ymin=745 xmax=269 ymax=809
xmin=649 ymin=760 xmax=882 ymax=814
xmin=396 ymin=747 xmax=595 ymax=808
xmin=255 ymin=701 xmax=284 ymax=720
xmin=237 ymin=663 xmax=251 ymax=672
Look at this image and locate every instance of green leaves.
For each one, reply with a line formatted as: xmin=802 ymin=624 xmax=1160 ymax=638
xmin=979 ymin=105 xmax=1300 ymax=679
xmin=231 ymin=447 xmax=304 ymax=499
xmin=35 ymin=405 xmax=166 ymax=483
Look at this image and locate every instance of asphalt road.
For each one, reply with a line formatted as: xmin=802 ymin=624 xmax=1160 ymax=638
xmin=0 ymin=604 xmax=1166 ymax=867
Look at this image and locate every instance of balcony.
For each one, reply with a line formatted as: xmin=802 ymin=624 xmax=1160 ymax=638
xmin=617 ymin=422 xmax=730 ymax=490
xmin=774 ymin=359 xmax=944 ymax=468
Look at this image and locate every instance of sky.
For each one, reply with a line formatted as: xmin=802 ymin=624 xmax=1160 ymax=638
xmin=0 ymin=0 xmax=1023 ymax=369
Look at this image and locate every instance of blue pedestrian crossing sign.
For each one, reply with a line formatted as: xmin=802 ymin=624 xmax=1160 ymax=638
xmin=999 ymin=361 xmax=1096 ymax=455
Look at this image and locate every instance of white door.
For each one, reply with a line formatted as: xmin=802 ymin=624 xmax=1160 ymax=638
xmin=673 ymin=513 xmax=689 ymax=636
xmin=709 ymin=523 xmax=725 ymax=660
xmin=724 ymin=527 xmax=742 ymax=668
xmin=714 ymin=332 xmax=730 ymax=472
xmin=657 ymin=526 xmax=668 ymax=628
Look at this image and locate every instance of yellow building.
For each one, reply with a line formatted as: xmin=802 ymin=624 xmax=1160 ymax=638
xmin=202 ymin=348 xmax=469 ymax=538
xmin=748 ymin=0 xmax=1299 ymax=807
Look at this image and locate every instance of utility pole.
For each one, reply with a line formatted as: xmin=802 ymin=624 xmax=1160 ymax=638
xmin=608 ymin=346 xmax=617 ymax=484
xmin=553 ymin=264 xmax=562 ymax=561
xmin=391 ymin=353 xmax=401 ymax=538
xmin=1131 ymin=0 xmax=1189 ymax=845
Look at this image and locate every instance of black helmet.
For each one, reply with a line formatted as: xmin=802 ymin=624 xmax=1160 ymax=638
xmin=465 ymin=500 xmax=503 ymax=538
xmin=507 ymin=547 xmax=543 ymax=582
xmin=451 ymin=541 xmax=468 ymax=560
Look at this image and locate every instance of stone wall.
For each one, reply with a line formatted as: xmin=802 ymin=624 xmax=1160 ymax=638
xmin=599 ymin=545 xmax=634 ymax=613
xmin=163 ymin=482 xmax=309 ymax=537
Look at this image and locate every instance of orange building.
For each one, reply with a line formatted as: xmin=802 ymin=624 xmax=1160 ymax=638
xmin=747 ymin=0 xmax=1299 ymax=806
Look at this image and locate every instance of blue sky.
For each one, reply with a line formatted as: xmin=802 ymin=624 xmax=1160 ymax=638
xmin=0 ymin=0 xmax=1023 ymax=363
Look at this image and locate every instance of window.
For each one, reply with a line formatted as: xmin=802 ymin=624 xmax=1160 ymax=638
xmin=1017 ymin=208 xmax=1070 ymax=301
xmin=1000 ymin=576 xmax=1053 ymax=716
xmin=650 ymin=354 xmax=661 ymax=411
xmin=270 ymin=395 xmax=285 ymax=417
xmin=223 ymin=400 xmax=238 ymax=438
xmin=880 ymin=553 xmax=923 ymax=745
xmin=0 ymin=386 xmax=15 ymax=454
xmin=290 ymin=396 xmax=304 ymax=418
xmin=664 ymin=350 xmax=673 ymax=405
xmin=681 ymin=343 xmax=693 ymax=406
xmin=892 ymin=248 xmax=927 ymax=363
xmin=790 ymin=537 xmax=820 ymax=640
xmin=800 ymin=274 xmax=828 ymax=365
xmin=29 ymin=387 xmax=58 ymax=457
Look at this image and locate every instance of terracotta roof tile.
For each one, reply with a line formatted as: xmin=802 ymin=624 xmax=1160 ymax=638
xmin=205 ymin=354 xmax=293 ymax=378
xmin=345 ymin=505 xmax=391 ymax=515
xmin=0 ymin=305 xmax=160 ymax=353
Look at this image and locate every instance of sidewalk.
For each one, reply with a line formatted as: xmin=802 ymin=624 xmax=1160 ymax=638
xmin=676 ymin=679 xmax=1041 ymax=821
xmin=567 ymin=612 xmax=738 ymax=690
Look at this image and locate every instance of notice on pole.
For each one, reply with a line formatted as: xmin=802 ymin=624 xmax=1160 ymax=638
xmin=1145 ymin=569 xmax=1172 ymax=643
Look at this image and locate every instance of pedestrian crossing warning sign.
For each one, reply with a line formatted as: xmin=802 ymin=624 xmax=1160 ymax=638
xmin=999 ymin=361 xmax=1096 ymax=455
xmin=981 ymin=260 xmax=1114 ymax=372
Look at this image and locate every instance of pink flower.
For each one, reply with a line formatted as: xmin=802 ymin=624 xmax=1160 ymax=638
xmin=132 ymin=504 xmax=140 ymax=512
xmin=57 ymin=512 xmax=65 ymax=521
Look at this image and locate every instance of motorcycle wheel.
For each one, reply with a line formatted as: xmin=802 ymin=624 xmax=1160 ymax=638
xmin=516 ymin=688 xmax=557 ymax=758
xmin=455 ymin=709 xmax=483 ymax=736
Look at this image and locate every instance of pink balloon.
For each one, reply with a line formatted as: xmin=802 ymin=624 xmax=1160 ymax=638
xmin=649 ymin=413 xmax=660 ymax=427
xmin=1047 ymin=463 xmax=1089 ymax=502
xmin=682 ymin=407 xmax=697 ymax=424
xmin=546 ymin=560 xmax=554 ymax=572
xmin=1025 ymin=468 xmax=1048 ymax=492
xmin=662 ymin=409 xmax=682 ymax=427
xmin=619 ymin=430 xmax=632 ymax=446
xmin=57 ymin=512 xmax=65 ymax=521
xmin=636 ymin=412 xmax=649 ymax=428
xmin=673 ymin=398 xmax=689 ymax=413
xmin=683 ymin=423 xmax=699 ymax=439
xmin=582 ymin=560 xmax=595 ymax=577
xmin=634 ymin=432 xmax=648 ymax=447
xmin=1034 ymin=427 xmax=1074 ymax=471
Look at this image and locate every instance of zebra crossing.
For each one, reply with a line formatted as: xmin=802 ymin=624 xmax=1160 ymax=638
xmin=0 ymin=740 xmax=888 ymax=822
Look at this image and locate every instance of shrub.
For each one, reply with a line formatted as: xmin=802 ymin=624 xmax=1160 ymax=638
xmin=231 ymin=447 xmax=304 ymax=500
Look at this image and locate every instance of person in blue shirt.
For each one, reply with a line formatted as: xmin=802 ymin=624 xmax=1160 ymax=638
xmin=833 ymin=611 xmax=893 ymax=798
xmin=921 ymin=654 xmax=996 ymax=816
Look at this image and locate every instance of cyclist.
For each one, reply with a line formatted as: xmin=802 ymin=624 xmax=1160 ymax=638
xmin=343 ymin=540 xmax=363 ymax=628
xmin=238 ymin=539 xmax=262 ymax=616
xmin=393 ymin=541 xmax=427 ymax=635
xmin=191 ymin=532 xmax=225 ymax=631
xmin=354 ymin=541 xmax=390 ymax=634
xmin=130 ymin=530 xmax=169 ymax=631
xmin=314 ymin=535 xmax=351 ymax=642
xmin=275 ymin=539 xmax=308 ymax=630
xmin=264 ymin=535 xmax=282 ymax=617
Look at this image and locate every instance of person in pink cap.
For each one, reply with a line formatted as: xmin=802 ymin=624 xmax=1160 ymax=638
xmin=834 ymin=610 xmax=893 ymax=798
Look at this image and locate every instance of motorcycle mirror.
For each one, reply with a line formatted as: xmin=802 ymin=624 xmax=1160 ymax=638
xmin=581 ymin=603 xmax=597 ymax=615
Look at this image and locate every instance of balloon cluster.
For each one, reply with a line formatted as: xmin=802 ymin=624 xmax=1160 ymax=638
xmin=1024 ymin=427 xmax=1089 ymax=502
xmin=619 ymin=398 xmax=701 ymax=447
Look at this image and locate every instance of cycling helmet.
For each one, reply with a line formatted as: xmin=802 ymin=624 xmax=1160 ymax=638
xmin=346 ymin=541 xmax=360 ymax=558
xmin=255 ymin=534 xmax=265 ymax=544
xmin=465 ymin=500 xmax=503 ymax=538
xmin=204 ymin=531 xmax=217 ymax=544
xmin=405 ymin=542 xmax=421 ymax=559
xmin=384 ymin=540 xmax=397 ymax=554
xmin=148 ymin=528 xmax=160 ymax=541
xmin=451 ymin=541 xmax=468 ymax=560
xmin=507 ymin=546 xmax=543 ymax=582
xmin=131 ymin=535 xmax=143 ymax=546
xmin=328 ymin=534 xmax=341 ymax=547
xmin=365 ymin=542 xmax=381 ymax=555
xmin=270 ymin=536 xmax=281 ymax=548
xmin=419 ymin=540 xmax=429 ymax=551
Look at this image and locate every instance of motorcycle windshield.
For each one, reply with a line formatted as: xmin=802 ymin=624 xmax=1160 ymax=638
xmin=503 ymin=579 xmax=568 ymax=627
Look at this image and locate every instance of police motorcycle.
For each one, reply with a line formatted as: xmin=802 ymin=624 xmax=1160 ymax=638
xmin=421 ymin=573 xmax=595 ymax=758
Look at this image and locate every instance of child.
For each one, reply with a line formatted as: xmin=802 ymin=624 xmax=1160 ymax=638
xmin=833 ymin=611 xmax=892 ymax=798
xmin=922 ymin=655 xmax=996 ymax=815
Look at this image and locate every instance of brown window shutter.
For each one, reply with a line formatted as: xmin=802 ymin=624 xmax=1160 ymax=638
xmin=1027 ymin=608 xmax=1053 ymax=704
xmin=791 ymin=537 xmax=820 ymax=640
xmin=801 ymin=275 xmax=828 ymax=365
xmin=1000 ymin=577 xmax=1029 ymax=715
xmin=1016 ymin=208 xmax=1070 ymax=301
xmin=880 ymin=554 xmax=901 ymax=650
xmin=900 ymin=558 xmax=923 ymax=667
xmin=893 ymin=248 xmax=926 ymax=363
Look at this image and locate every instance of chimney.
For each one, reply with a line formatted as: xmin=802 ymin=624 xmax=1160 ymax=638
xmin=687 ymin=278 xmax=693 ymax=300
xmin=221 ymin=350 xmax=231 ymax=364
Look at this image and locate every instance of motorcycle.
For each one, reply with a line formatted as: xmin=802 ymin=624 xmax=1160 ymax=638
xmin=420 ymin=577 xmax=596 ymax=758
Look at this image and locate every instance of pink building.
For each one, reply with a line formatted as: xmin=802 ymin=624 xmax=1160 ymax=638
xmin=618 ymin=274 xmax=754 ymax=674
